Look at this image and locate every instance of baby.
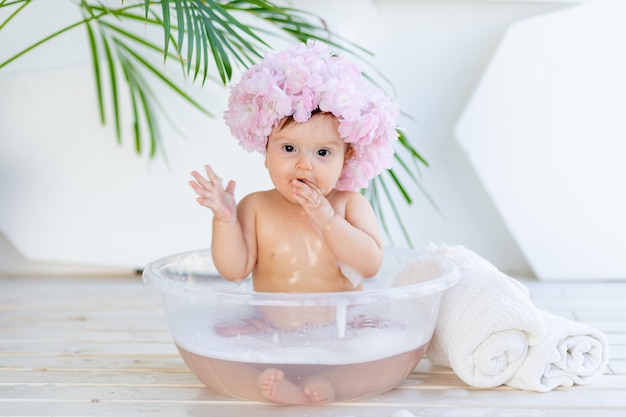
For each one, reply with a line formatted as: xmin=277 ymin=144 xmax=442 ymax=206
xmin=191 ymin=111 xmax=383 ymax=295
xmin=189 ymin=40 xmax=400 ymax=404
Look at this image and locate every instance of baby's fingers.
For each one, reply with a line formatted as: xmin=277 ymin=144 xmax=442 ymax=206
xmin=204 ymin=165 xmax=223 ymax=187
xmin=225 ymin=180 xmax=236 ymax=195
xmin=189 ymin=179 xmax=207 ymax=197
xmin=292 ymin=180 xmax=323 ymax=210
xmin=190 ymin=170 xmax=212 ymax=189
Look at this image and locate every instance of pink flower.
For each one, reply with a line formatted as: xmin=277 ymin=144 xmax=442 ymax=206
xmin=223 ymin=40 xmax=399 ymax=191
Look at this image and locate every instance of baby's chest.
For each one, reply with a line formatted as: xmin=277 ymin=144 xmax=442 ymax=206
xmin=256 ymin=216 xmax=328 ymax=258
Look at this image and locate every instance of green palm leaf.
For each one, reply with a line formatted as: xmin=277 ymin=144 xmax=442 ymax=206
xmin=0 ymin=0 xmax=436 ymax=247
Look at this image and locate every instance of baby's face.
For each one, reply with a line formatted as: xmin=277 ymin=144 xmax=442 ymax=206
xmin=265 ymin=113 xmax=348 ymax=201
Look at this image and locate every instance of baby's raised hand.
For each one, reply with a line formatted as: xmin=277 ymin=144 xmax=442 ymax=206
xmin=190 ymin=165 xmax=237 ymax=223
xmin=291 ymin=179 xmax=334 ymax=225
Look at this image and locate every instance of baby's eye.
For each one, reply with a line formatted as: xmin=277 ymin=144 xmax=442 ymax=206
xmin=282 ymin=145 xmax=295 ymax=152
xmin=317 ymin=149 xmax=330 ymax=157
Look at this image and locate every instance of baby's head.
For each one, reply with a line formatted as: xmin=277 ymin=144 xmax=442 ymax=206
xmin=224 ymin=40 xmax=399 ymax=191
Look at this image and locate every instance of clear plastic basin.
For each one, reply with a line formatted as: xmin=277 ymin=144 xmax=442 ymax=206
xmin=143 ymin=247 xmax=458 ymax=403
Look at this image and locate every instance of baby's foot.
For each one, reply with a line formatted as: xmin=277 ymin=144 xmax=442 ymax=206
xmin=303 ymin=376 xmax=335 ymax=404
xmin=258 ymin=368 xmax=310 ymax=404
xmin=258 ymin=368 xmax=284 ymax=401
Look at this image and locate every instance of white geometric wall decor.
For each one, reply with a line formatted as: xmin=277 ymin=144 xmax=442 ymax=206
xmin=455 ymin=0 xmax=626 ymax=280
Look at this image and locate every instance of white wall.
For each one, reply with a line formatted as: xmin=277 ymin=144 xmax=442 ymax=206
xmin=0 ymin=0 xmax=581 ymax=276
xmin=456 ymin=0 xmax=626 ymax=279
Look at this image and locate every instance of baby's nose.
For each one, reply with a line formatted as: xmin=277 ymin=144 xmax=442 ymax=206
xmin=296 ymin=154 xmax=313 ymax=171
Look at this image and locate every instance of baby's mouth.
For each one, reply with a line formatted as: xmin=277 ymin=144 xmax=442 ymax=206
xmin=295 ymin=178 xmax=323 ymax=194
xmin=295 ymin=178 xmax=315 ymax=188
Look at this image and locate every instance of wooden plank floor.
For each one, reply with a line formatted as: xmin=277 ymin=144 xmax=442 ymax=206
xmin=1 ymin=274 xmax=625 ymax=417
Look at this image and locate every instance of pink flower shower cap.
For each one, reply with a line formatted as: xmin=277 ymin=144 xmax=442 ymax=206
xmin=223 ymin=40 xmax=399 ymax=191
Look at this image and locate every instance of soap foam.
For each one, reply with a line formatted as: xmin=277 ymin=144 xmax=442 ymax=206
xmin=175 ymin=318 xmax=427 ymax=365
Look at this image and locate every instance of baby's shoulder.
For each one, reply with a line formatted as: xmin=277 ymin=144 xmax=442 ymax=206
xmin=329 ymin=189 xmax=367 ymax=205
xmin=238 ymin=189 xmax=275 ymax=208
xmin=328 ymin=189 xmax=371 ymax=216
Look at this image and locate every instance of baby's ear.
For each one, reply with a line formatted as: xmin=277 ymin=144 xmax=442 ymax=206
xmin=344 ymin=144 xmax=355 ymax=162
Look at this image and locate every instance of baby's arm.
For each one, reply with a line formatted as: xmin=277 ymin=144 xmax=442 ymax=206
xmin=322 ymin=193 xmax=384 ymax=279
xmin=292 ymin=180 xmax=383 ymax=279
xmin=190 ymin=165 xmax=256 ymax=281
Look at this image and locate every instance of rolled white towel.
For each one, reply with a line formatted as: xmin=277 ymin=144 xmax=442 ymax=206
xmin=506 ymin=310 xmax=609 ymax=392
xmin=424 ymin=243 xmax=546 ymax=388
